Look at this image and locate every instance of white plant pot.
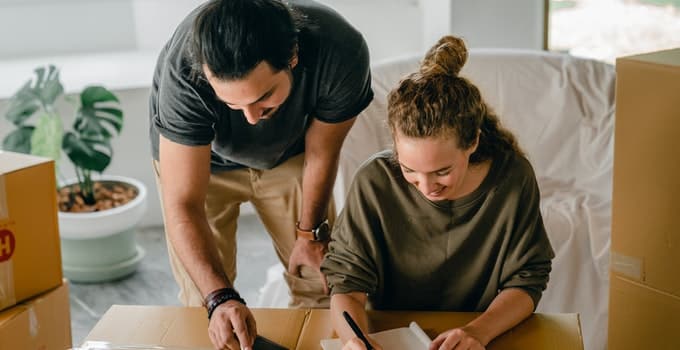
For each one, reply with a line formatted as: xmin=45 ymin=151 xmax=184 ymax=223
xmin=58 ymin=175 xmax=147 ymax=283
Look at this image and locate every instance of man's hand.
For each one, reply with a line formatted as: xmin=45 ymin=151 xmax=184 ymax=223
xmin=429 ymin=326 xmax=485 ymax=350
xmin=208 ymin=300 xmax=257 ymax=350
xmin=342 ymin=335 xmax=382 ymax=350
xmin=287 ymin=237 xmax=329 ymax=294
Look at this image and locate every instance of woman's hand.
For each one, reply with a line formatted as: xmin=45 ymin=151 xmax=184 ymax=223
xmin=429 ymin=326 xmax=485 ymax=350
xmin=341 ymin=335 xmax=382 ymax=350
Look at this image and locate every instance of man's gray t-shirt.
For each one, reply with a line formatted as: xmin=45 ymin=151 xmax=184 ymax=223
xmin=149 ymin=0 xmax=373 ymax=171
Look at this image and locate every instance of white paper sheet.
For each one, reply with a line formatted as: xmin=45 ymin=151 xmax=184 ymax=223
xmin=321 ymin=322 xmax=431 ymax=350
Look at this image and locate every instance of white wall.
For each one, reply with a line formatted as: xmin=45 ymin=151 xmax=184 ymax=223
xmin=422 ymin=0 xmax=546 ymax=50
xmin=0 ymin=0 xmax=137 ymax=59
xmin=0 ymin=0 xmax=545 ymax=227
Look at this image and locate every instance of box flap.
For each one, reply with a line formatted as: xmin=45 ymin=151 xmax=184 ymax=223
xmin=84 ymin=306 xmax=308 ymax=350
xmin=0 ymin=151 xmax=52 ymax=175
xmin=297 ymin=310 xmax=583 ymax=350
xmin=618 ymin=48 xmax=680 ymax=67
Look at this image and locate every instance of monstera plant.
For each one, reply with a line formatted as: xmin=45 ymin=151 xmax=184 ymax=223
xmin=3 ymin=65 xmax=125 ymax=209
xmin=2 ymin=65 xmax=148 ymax=283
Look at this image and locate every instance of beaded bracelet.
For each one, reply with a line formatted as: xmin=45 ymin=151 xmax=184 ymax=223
xmin=204 ymin=287 xmax=246 ymax=319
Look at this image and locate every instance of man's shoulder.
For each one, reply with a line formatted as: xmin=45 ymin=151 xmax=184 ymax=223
xmin=294 ymin=0 xmax=367 ymax=54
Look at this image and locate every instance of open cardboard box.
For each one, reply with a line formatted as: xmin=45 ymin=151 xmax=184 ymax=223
xmin=82 ymin=306 xmax=308 ymax=350
xmin=82 ymin=306 xmax=583 ymax=350
xmin=298 ymin=309 xmax=583 ymax=350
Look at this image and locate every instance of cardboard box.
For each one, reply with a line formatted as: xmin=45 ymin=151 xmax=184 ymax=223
xmin=609 ymin=275 xmax=680 ymax=350
xmin=82 ymin=306 xmax=582 ymax=350
xmin=610 ymin=49 xmax=680 ymax=349
xmin=0 ymin=281 xmax=72 ymax=350
xmin=0 ymin=151 xmax=63 ymax=311
xmin=297 ymin=310 xmax=583 ymax=350
xmin=82 ymin=306 xmax=309 ymax=350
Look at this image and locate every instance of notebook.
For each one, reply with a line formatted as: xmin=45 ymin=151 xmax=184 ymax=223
xmin=321 ymin=321 xmax=431 ymax=350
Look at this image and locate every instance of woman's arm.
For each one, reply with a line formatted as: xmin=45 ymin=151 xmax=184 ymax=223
xmin=331 ymin=292 xmax=382 ymax=350
xmin=430 ymin=288 xmax=533 ymax=349
xmin=331 ymin=292 xmax=370 ymax=343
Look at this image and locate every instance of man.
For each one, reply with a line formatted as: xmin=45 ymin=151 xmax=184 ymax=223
xmin=148 ymin=0 xmax=373 ymax=349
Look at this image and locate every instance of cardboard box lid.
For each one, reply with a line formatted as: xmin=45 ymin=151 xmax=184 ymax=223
xmin=297 ymin=310 xmax=584 ymax=350
xmin=0 ymin=151 xmax=52 ymax=175
xmin=83 ymin=306 xmax=309 ymax=350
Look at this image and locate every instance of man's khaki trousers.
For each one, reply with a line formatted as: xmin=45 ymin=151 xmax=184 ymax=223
xmin=153 ymin=153 xmax=334 ymax=308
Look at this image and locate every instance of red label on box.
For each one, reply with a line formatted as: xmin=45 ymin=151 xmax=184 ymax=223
xmin=0 ymin=229 xmax=16 ymax=262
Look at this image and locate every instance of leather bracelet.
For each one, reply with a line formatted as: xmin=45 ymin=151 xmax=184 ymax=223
xmin=204 ymin=288 xmax=246 ymax=319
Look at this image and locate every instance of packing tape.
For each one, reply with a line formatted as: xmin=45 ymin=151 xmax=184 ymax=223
xmin=0 ymin=176 xmax=17 ymax=310
xmin=0 ymin=260 xmax=16 ymax=310
xmin=0 ymin=176 xmax=7 ymax=220
xmin=28 ymin=306 xmax=39 ymax=337
xmin=74 ymin=342 xmax=212 ymax=350
xmin=611 ymin=251 xmax=644 ymax=281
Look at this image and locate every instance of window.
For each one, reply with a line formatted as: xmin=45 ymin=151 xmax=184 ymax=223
xmin=549 ymin=0 xmax=680 ymax=64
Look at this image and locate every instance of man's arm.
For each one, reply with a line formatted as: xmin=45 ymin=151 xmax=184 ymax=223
xmin=298 ymin=116 xmax=356 ymax=229
xmin=159 ymin=134 xmax=230 ymax=294
xmin=159 ymin=135 xmax=255 ymax=350
xmin=287 ymin=116 xmax=356 ymax=284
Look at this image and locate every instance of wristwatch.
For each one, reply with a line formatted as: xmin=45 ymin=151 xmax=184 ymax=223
xmin=296 ymin=219 xmax=331 ymax=242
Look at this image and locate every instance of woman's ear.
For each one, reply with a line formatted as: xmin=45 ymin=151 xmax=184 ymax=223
xmin=467 ymin=129 xmax=481 ymax=155
xmin=289 ymin=45 xmax=299 ymax=69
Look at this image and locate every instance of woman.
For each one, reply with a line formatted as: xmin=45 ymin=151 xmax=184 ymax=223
xmin=321 ymin=35 xmax=554 ymax=350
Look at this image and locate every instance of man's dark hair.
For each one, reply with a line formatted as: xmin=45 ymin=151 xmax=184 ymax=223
xmin=191 ymin=0 xmax=300 ymax=80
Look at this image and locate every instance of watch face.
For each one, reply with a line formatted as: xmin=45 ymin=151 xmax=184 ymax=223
xmin=315 ymin=221 xmax=331 ymax=241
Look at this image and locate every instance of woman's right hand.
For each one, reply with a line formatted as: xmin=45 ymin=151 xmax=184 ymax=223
xmin=341 ymin=335 xmax=382 ymax=350
xmin=207 ymin=300 xmax=257 ymax=350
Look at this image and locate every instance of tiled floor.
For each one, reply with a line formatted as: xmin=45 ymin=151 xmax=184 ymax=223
xmin=68 ymin=214 xmax=280 ymax=347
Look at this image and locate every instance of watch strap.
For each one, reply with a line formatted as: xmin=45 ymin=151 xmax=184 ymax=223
xmin=295 ymin=222 xmax=316 ymax=241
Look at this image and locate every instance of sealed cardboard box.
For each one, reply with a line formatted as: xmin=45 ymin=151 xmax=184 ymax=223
xmin=0 ymin=281 xmax=72 ymax=350
xmin=0 ymin=151 xmax=63 ymax=311
xmin=609 ymin=275 xmax=680 ymax=350
xmin=297 ymin=309 xmax=584 ymax=350
xmin=610 ymin=48 xmax=680 ymax=349
xmin=82 ymin=306 xmax=308 ymax=349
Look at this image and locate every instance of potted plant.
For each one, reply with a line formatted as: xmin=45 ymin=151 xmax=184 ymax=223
xmin=2 ymin=65 xmax=147 ymax=283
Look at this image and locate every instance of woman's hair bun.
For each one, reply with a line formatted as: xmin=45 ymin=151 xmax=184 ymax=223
xmin=420 ymin=35 xmax=468 ymax=77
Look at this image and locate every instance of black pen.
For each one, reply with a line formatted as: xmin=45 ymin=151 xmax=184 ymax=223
xmin=342 ymin=311 xmax=374 ymax=350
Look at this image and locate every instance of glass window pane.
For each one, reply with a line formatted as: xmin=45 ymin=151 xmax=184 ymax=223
xmin=549 ymin=0 xmax=680 ymax=64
